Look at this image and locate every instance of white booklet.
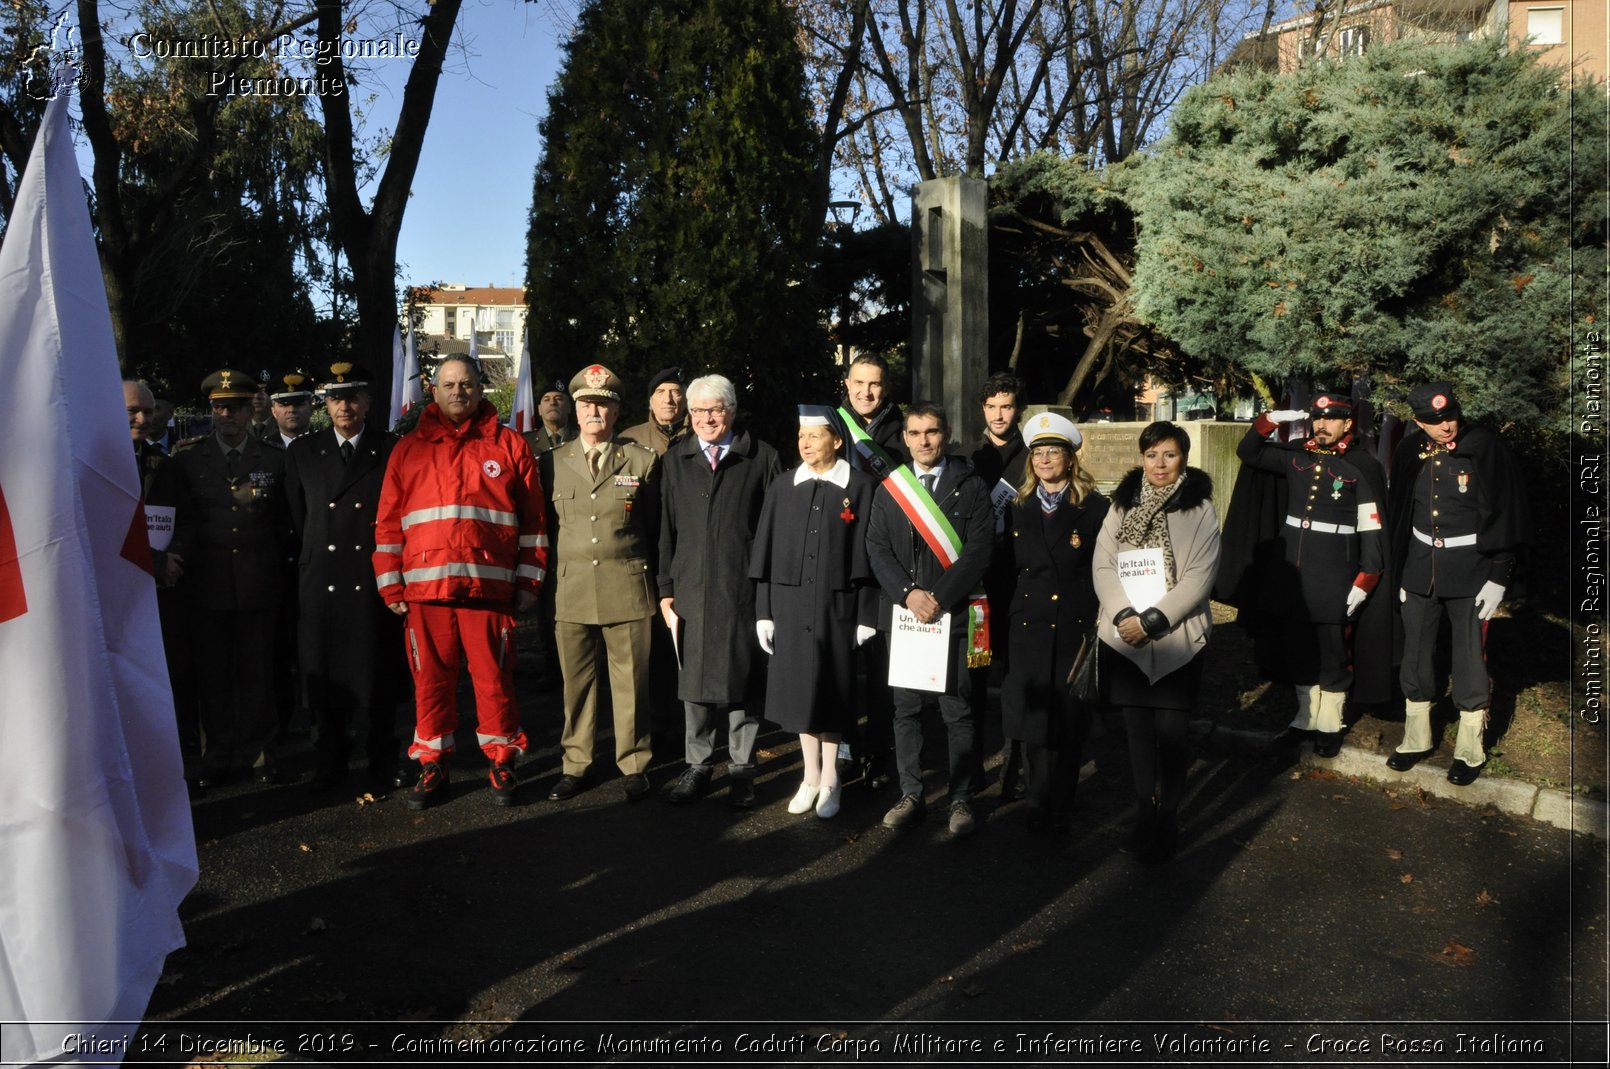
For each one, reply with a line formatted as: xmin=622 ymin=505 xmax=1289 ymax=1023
xmin=1116 ymin=547 xmax=1168 ymax=610
xmin=990 ymin=477 xmax=1016 ymax=533
xmin=145 ymin=505 xmax=175 ymax=552
xmin=887 ymin=606 xmax=951 ymax=693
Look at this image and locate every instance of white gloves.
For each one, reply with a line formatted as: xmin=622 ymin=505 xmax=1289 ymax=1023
xmin=756 ymin=619 xmax=775 ymax=654
xmin=855 ymin=625 xmax=877 ymax=648
xmin=1346 ymin=586 xmax=1368 ymax=617
xmin=1400 ymin=587 xmax=1407 ymax=603
xmin=1268 ymin=409 xmax=1307 ymax=424
xmin=1475 ymin=581 xmax=1506 ymax=621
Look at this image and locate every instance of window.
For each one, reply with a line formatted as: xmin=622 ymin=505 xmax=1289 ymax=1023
xmin=1527 ymin=8 xmax=1565 ymax=46
xmin=1338 ymin=25 xmax=1369 ymax=57
xmin=1297 ymin=33 xmax=1330 ymax=63
xmin=494 ymin=330 xmax=517 ymax=354
xmin=444 ymin=308 xmax=456 ymax=335
xmin=495 ymin=309 xmax=516 ymax=330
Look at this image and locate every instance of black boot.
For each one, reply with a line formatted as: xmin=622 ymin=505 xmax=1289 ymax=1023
xmin=999 ymin=741 xmax=1025 ymax=801
xmin=1127 ymin=800 xmax=1158 ymax=858
xmin=1148 ymin=809 xmax=1179 ymax=865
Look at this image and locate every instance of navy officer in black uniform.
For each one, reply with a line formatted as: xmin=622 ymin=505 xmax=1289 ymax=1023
xmin=1230 ymin=392 xmax=1388 ymax=756
xmin=1385 ymin=382 xmax=1531 ymax=784
xmin=283 ymin=361 xmax=406 ymax=794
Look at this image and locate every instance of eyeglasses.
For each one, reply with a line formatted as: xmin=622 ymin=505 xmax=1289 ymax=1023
xmin=690 ymin=406 xmax=729 ymax=418
xmin=1029 ymin=445 xmax=1069 ymax=458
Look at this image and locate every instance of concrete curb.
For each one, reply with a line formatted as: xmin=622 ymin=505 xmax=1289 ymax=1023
xmin=1303 ymin=740 xmax=1608 ymax=839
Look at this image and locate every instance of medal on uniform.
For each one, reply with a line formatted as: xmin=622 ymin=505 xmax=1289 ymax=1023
xmin=1331 ymin=476 xmax=1343 ymax=501
xmin=840 ymin=497 xmax=855 ymax=524
xmin=1457 ymin=471 xmax=1469 ymax=493
xmin=1070 ymin=532 xmax=1082 ymax=549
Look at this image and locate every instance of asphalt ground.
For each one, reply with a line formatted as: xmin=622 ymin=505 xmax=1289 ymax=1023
xmin=117 ymin=669 xmax=1607 ymax=1068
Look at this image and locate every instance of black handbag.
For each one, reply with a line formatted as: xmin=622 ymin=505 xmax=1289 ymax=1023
xmin=1067 ymin=629 xmax=1100 ymax=704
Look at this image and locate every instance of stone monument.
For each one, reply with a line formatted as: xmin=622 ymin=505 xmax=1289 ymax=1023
xmin=911 ymin=176 xmax=989 ymax=444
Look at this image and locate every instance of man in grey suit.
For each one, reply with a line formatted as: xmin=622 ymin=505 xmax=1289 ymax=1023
xmin=539 ymin=364 xmax=662 ymax=803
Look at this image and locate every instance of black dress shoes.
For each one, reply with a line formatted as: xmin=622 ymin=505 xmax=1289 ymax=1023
xmin=727 ymin=777 xmax=757 ymax=809
xmin=1312 ymin=731 xmax=1344 ymax=758
xmin=196 ymin=767 xmax=232 ymax=789
xmin=1271 ymin=727 xmax=1313 ymax=750
xmin=1447 ymin=760 xmax=1483 ymax=786
xmin=307 ymin=767 xmax=346 ymax=794
xmin=548 ymin=774 xmax=587 ymax=801
xmin=667 ymin=767 xmax=710 ymax=804
xmin=1386 ymin=749 xmax=1432 ymax=772
xmin=623 ymin=773 xmax=650 ymax=802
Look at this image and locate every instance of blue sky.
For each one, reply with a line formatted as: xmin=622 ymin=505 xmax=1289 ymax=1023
xmin=363 ymin=2 xmax=568 ymax=290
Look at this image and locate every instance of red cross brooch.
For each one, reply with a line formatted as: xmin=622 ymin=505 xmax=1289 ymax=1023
xmin=840 ymin=497 xmax=855 ymax=524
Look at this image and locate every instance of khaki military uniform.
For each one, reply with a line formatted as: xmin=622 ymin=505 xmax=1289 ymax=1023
xmin=540 ymin=438 xmax=661 ymax=776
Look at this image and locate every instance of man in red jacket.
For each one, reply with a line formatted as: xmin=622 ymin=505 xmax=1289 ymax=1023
xmin=374 ymin=356 xmax=549 ymax=809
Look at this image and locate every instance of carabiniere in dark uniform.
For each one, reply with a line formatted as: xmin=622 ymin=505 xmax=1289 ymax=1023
xmin=1229 ymin=392 xmax=1388 ymax=757
xmin=1385 ymin=381 xmax=1531 ymax=785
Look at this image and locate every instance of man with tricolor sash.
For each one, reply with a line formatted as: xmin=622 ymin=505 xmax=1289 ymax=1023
xmin=865 ymin=402 xmax=994 ymax=839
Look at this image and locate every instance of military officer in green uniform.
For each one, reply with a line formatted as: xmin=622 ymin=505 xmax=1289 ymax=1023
xmin=166 ymin=367 xmax=291 ymax=787
xmin=539 ymin=364 xmax=661 ymax=803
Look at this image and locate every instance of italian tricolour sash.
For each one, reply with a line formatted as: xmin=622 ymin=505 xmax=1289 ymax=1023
xmin=838 ymin=407 xmax=991 ymax=668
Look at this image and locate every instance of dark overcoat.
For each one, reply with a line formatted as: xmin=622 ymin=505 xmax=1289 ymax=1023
xmin=1000 ymin=490 xmax=1109 ymax=747
xmin=283 ymin=427 xmax=403 ymax=711
xmin=750 ymin=464 xmax=879 ymax=734
xmin=658 ymin=429 xmax=782 ymax=704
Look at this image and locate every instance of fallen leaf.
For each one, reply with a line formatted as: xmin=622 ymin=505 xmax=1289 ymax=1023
xmin=558 ymin=953 xmax=585 ymax=972
xmin=1289 ymin=770 xmax=1303 ymax=781
xmin=1476 ymin=890 xmax=1495 ymax=905
xmin=356 ymin=839 xmax=378 ymax=850
xmin=1400 ymin=873 xmax=1414 ymax=884
xmin=937 ymin=975 xmax=956 ymax=985
xmin=298 ymin=843 xmax=313 ymax=853
xmin=1391 ymin=803 xmax=1409 ymax=811
xmin=1384 ymin=788 xmax=1399 ymax=799
xmin=842 ymin=832 xmax=860 ymax=844
xmin=1307 ymin=768 xmax=1338 ymax=781
xmin=1290 ymin=835 xmax=1300 ymax=842
xmin=1011 ymin=941 xmax=1043 ymax=953
xmin=1385 ymin=848 xmax=1403 ymax=860
xmin=1438 ymin=940 xmax=1475 ymax=966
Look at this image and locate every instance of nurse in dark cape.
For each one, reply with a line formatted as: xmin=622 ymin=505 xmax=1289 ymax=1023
xmin=751 ymin=406 xmax=880 ymax=819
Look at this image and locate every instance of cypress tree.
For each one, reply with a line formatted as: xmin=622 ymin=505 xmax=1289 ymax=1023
xmin=526 ymin=0 xmax=828 ymax=428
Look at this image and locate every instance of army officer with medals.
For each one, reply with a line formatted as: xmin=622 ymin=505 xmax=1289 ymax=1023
xmin=166 ymin=367 xmax=290 ymax=787
xmin=539 ymin=364 xmax=662 ymax=803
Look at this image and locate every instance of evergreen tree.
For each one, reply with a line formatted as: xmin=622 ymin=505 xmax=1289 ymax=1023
xmin=1126 ymin=38 xmax=1605 ymax=425
xmin=525 ymin=0 xmax=828 ymax=429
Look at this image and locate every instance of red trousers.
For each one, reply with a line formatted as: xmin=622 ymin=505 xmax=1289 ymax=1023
xmin=403 ymin=601 xmax=528 ymax=762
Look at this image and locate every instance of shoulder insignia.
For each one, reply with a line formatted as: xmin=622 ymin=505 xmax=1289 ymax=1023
xmin=172 ymin=435 xmax=206 ymax=452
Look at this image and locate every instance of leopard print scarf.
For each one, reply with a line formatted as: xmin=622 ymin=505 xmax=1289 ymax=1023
xmin=1116 ymin=476 xmax=1180 ymax=588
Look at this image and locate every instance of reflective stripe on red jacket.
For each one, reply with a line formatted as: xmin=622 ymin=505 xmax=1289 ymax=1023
xmin=374 ymin=400 xmax=548 ymax=605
